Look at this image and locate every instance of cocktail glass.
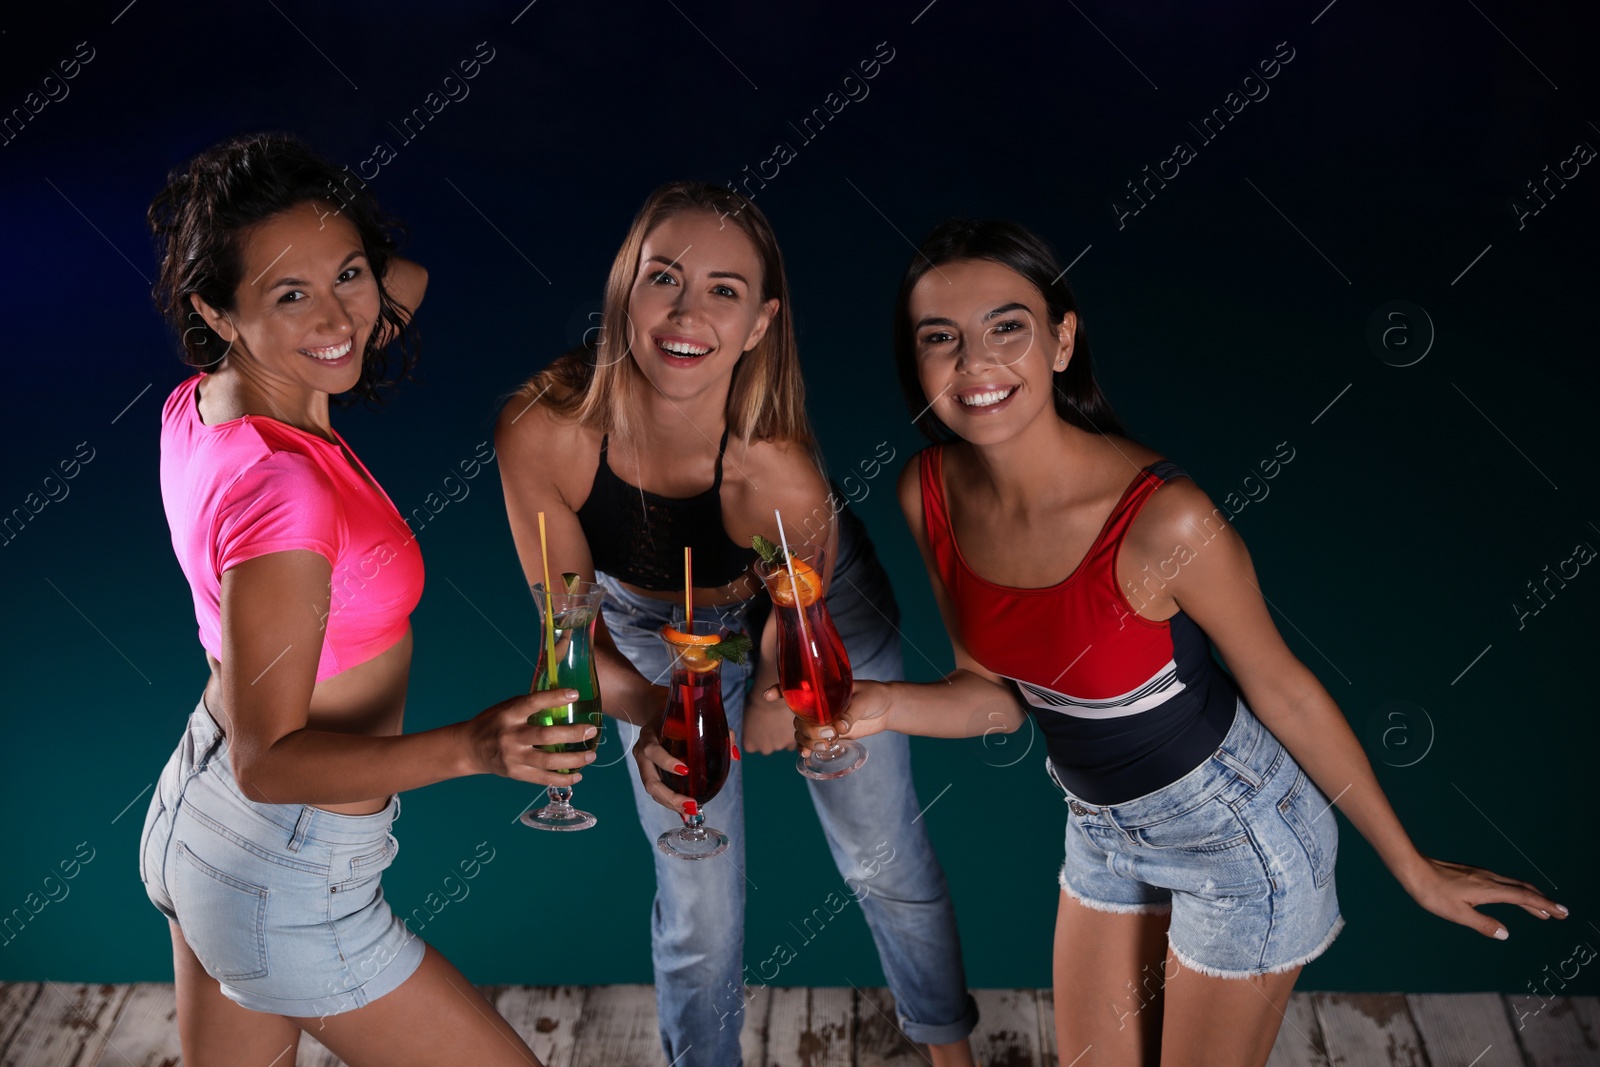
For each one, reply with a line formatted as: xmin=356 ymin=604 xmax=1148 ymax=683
xmin=655 ymin=620 xmax=733 ymax=860
xmin=519 ymin=580 xmax=605 ymax=832
xmin=758 ymin=549 xmax=867 ymax=780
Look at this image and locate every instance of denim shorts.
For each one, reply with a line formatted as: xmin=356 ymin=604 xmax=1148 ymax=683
xmin=139 ymin=697 xmax=425 ymax=1016
xmin=1048 ymin=696 xmax=1343 ymax=978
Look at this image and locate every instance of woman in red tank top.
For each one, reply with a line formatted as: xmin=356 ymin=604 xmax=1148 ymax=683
xmin=788 ymin=219 xmax=1567 ymax=1066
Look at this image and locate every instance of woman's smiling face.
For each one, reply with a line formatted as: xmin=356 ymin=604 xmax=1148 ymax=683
xmin=908 ymin=257 xmax=1075 ymax=445
xmin=190 ymin=200 xmax=379 ymax=397
xmin=625 ymin=209 xmax=779 ymax=405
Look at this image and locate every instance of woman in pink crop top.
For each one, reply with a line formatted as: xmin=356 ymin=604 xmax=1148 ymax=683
xmin=790 ymin=219 xmax=1567 ymax=1066
xmin=140 ymin=134 xmax=584 ymax=1067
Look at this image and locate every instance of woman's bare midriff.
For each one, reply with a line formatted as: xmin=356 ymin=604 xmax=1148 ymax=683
xmin=617 ymin=571 xmax=759 ymax=609
xmin=203 ymin=630 xmax=413 ymax=815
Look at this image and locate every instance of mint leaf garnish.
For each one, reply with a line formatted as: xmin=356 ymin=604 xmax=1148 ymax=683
xmin=751 ymin=535 xmax=786 ymax=566
xmin=706 ymin=633 xmax=753 ymax=665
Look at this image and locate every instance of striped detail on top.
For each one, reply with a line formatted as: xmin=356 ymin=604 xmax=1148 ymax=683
xmin=920 ymin=444 xmax=1244 ymax=803
xmin=1011 ymin=659 xmax=1187 ymax=719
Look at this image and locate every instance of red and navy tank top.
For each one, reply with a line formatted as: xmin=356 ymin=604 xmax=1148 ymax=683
xmin=920 ymin=445 xmax=1238 ymax=805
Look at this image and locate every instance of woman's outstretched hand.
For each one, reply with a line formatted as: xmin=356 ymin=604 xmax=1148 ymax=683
xmin=465 ymin=690 xmax=598 ymax=785
xmin=1404 ymin=856 xmax=1568 ymax=938
xmin=780 ymin=679 xmax=895 ymax=756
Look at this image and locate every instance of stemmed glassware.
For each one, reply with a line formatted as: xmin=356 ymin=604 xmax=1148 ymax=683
xmin=519 ymin=580 xmax=605 ymax=831
xmin=655 ymin=620 xmax=734 ymax=860
xmin=757 ymin=546 xmax=868 ymax=780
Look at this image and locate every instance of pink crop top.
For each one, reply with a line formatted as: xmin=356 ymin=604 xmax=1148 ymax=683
xmin=159 ymin=374 xmax=425 ymax=682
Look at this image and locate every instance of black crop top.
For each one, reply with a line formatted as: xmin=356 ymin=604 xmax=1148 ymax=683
xmin=576 ymin=428 xmax=759 ymax=591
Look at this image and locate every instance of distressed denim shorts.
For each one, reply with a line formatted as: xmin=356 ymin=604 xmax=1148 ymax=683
xmin=1049 ymin=696 xmax=1343 ymax=978
xmin=139 ymin=697 xmax=425 ymax=1016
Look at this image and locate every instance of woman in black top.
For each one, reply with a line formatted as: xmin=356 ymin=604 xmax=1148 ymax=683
xmin=496 ymin=181 xmax=979 ymax=1067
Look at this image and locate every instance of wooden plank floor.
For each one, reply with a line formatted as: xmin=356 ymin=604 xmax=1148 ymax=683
xmin=0 ymin=983 xmax=1593 ymax=1065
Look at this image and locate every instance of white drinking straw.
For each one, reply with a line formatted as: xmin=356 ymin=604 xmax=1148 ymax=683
xmin=773 ymin=508 xmax=811 ymax=649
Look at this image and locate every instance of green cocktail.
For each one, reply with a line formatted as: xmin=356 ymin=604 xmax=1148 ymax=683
xmin=520 ymin=580 xmax=606 ymax=832
xmin=532 ymin=696 xmax=604 ymax=762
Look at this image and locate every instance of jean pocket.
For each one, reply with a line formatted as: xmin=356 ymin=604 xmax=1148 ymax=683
xmin=174 ymin=841 xmax=269 ymax=981
xmin=601 ymin=606 xmax=659 ymax=645
xmin=1277 ymin=769 xmax=1338 ymax=889
xmin=331 ymin=833 xmax=398 ymax=919
xmin=337 ymin=833 xmax=398 ymax=886
xmin=1131 ymin=799 xmax=1252 ymax=855
xmin=1074 ymin=820 xmax=1121 ymax=856
xmin=184 ymin=802 xmax=329 ymax=877
xmin=599 ymin=606 xmax=672 ymax=672
xmin=353 ymin=833 xmax=398 ymax=874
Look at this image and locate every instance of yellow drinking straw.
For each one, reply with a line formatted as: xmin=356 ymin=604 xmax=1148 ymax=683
xmin=684 ymin=546 xmax=694 ymax=631
xmin=536 ymin=512 xmax=559 ymax=679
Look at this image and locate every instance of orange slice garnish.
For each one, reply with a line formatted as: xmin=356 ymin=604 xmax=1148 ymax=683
xmin=761 ymin=557 xmax=822 ymax=609
xmin=661 ymin=623 xmax=721 ymax=672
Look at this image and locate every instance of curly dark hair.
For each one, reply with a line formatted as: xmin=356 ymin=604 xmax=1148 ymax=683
xmin=147 ymin=132 xmax=418 ymax=405
xmin=893 ymin=218 xmax=1126 ymax=442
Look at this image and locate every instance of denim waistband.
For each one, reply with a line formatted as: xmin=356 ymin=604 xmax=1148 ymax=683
xmin=1047 ymin=696 xmax=1285 ymax=828
xmin=596 ymin=570 xmax=755 ymax=630
xmin=183 ymin=697 xmax=400 ymax=846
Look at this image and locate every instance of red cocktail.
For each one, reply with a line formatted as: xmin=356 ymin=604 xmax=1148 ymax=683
xmin=656 ymin=620 xmax=734 ymax=860
xmin=758 ymin=549 xmax=868 ymax=779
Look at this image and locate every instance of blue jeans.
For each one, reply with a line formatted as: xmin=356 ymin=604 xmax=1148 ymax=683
xmin=601 ymin=509 xmax=978 ymax=1066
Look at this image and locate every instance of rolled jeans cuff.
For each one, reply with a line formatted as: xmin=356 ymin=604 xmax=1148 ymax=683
xmin=898 ymin=990 xmax=980 ymax=1046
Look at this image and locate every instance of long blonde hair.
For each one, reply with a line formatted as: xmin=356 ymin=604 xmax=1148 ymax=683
xmin=522 ymin=181 xmax=814 ymax=447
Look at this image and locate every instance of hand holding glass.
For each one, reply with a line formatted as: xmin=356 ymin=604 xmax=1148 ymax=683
xmin=519 ymin=580 xmax=605 ymax=832
xmin=655 ymin=620 xmax=733 ymax=860
xmin=758 ymin=549 xmax=868 ymax=780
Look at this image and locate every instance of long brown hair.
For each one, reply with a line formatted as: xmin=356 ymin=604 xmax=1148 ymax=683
xmin=521 ymin=181 xmax=813 ymax=447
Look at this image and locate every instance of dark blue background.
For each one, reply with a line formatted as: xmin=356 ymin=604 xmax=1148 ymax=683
xmin=2 ymin=0 xmax=1595 ymax=998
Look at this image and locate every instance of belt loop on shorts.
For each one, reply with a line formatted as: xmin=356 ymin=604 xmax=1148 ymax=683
xmin=1115 ymin=812 xmax=1140 ymax=845
xmin=193 ymin=724 xmax=225 ymax=773
xmin=1072 ymin=798 xmax=1137 ymax=845
xmin=287 ymin=806 xmax=314 ymax=853
xmin=1212 ymin=747 xmax=1263 ymax=791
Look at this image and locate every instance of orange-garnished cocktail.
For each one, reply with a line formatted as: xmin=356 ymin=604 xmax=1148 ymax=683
xmin=753 ymin=537 xmax=868 ymax=780
xmin=655 ymin=620 xmax=747 ymax=860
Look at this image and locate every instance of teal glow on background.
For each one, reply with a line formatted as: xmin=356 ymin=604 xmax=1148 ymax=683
xmin=1 ymin=0 xmax=1595 ymax=998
